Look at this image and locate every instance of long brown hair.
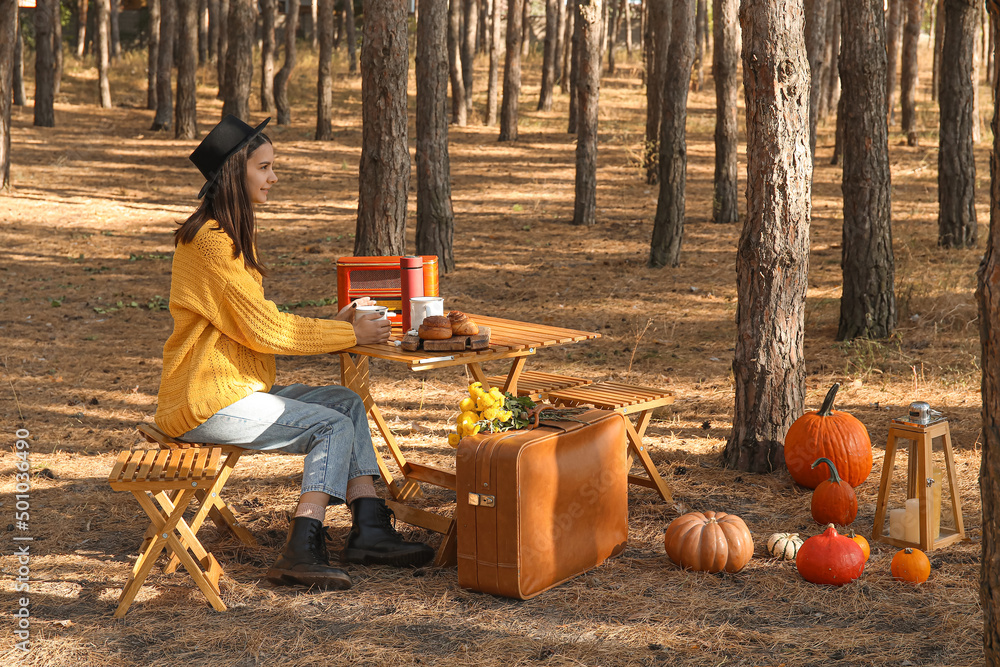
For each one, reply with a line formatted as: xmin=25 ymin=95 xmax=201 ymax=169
xmin=175 ymin=133 xmax=271 ymax=276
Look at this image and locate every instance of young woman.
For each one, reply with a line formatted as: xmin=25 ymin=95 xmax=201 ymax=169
xmin=154 ymin=115 xmax=433 ymax=591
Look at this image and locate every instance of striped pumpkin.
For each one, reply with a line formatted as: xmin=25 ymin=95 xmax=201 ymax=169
xmin=766 ymin=532 xmax=804 ymax=560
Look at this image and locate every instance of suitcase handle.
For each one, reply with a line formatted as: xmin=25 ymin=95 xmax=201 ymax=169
xmin=528 ymin=406 xmax=591 ymax=431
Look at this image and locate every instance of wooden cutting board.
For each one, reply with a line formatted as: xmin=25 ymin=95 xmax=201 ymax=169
xmin=401 ymin=326 xmax=490 ymax=352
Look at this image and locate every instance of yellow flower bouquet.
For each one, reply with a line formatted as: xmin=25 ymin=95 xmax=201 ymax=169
xmin=447 ymin=382 xmax=537 ymax=447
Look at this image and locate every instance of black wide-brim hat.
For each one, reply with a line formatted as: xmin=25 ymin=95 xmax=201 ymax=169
xmin=190 ymin=115 xmax=270 ymax=198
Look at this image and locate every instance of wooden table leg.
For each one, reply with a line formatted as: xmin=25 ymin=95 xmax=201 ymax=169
xmin=624 ymin=413 xmax=673 ymax=503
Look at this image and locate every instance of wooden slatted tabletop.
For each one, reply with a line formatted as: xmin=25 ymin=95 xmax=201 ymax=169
xmin=344 ymin=314 xmax=600 ymax=370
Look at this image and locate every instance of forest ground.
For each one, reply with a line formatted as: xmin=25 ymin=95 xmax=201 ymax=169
xmin=0 ymin=41 xmax=993 ymax=666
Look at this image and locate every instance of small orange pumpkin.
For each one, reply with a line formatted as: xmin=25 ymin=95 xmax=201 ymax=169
xmin=849 ymin=532 xmax=871 ymax=562
xmin=891 ymin=548 xmax=931 ymax=584
xmin=664 ymin=511 xmax=754 ymax=573
xmin=784 ymin=383 xmax=873 ymax=489
xmin=810 ymin=457 xmax=858 ymax=526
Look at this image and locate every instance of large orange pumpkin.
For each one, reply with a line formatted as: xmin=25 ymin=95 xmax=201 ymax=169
xmin=784 ymin=383 xmax=872 ymax=489
xmin=795 ymin=524 xmax=865 ymax=586
xmin=665 ymin=511 xmax=754 ymax=573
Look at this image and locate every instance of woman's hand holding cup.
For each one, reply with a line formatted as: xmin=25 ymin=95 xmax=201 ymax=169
xmin=353 ymin=311 xmax=391 ymax=345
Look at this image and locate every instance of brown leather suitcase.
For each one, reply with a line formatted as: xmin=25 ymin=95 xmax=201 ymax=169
xmin=456 ymin=408 xmax=629 ymax=599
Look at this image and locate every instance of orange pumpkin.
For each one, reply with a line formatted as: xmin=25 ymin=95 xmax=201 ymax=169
xmin=664 ymin=511 xmax=754 ymax=574
xmin=810 ymin=457 xmax=858 ymax=526
xmin=784 ymin=383 xmax=872 ymax=489
xmin=795 ymin=523 xmax=865 ymax=586
xmin=891 ymin=548 xmax=931 ymax=584
xmin=849 ymin=532 xmax=871 ymax=562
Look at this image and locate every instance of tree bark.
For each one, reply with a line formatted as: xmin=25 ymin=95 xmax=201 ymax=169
xmin=978 ymin=9 xmax=1000 ymax=661
xmin=53 ymin=0 xmax=62 ymax=94
xmin=275 ymin=0 xmax=299 ymax=124
xmin=886 ymin=0 xmax=903 ymax=124
xmin=624 ymin=0 xmax=632 ymax=54
xmin=334 ymin=0 xmax=343 ymax=47
xmin=316 ymin=0 xmax=334 ymax=139
xmin=449 ymin=0 xmax=468 ymax=125
xmin=76 ymin=0 xmax=88 ymax=58
xmin=607 ymin=0 xmax=618 ymax=74
xmin=643 ymin=0 xmax=669 ymax=184
xmin=561 ymin=0 xmax=575 ymax=93
xmin=692 ymin=0 xmax=706 ymax=91
xmin=900 ymin=0 xmax=922 ymax=145
xmin=804 ymin=0 xmax=827 ymax=159
xmin=712 ymin=0 xmax=739 ymax=224
xmin=818 ymin=0 xmax=839 ymax=121
xmin=463 ymin=0 xmax=478 ymax=117
xmin=222 ymin=0 xmax=255 ymax=121
xmin=486 ymin=0 xmax=501 ymax=125
xmin=312 ymin=0 xmax=319 ymax=47
xmin=938 ymin=0 xmax=978 ymax=247
xmin=1 ymin=0 xmax=14 ymax=188
xmin=522 ymin=0 xmax=531 ymax=56
xmin=499 ymin=0 xmax=524 ymax=140
xmin=356 ymin=0 xmax=410 ymax=256
xmin=344 ymin=0 xmax=357 ymax=73
xmin=648 ymin=0 xmax=694 ymax=267
xmin=176 ymin=0 xmax=199 ymax=139
xmin=148 ymin=0 xmax=160 ymax=110
xmin=34 ymin=0 xmax=56 ymax=127
xmin=568 ymin=0 xmax=581 ymax=132
xmin=152 ymin=0 xmax=175 ymax=130
xmin=198 ymin=0 xmax=208 ymax=64
xmin=932 ymin=0 xmax=944 ymax=101
xmin=539 ymin=0 xmax=559 ymax=110
xmin=555 ymin=0 xmax=568 ymax=84
xmin=838 ymin=0 xmax=895 ymax=340
xmin=416 ymin=0 xmax=456 ymax=273
xmin=261 ymin=0 xmax=276 ymax=113
xmin=13 ymin=7 xmax=26 ymax=106
xmin=97 ymin=0 xmax=113 ymax=108
xmin=208 ymin=0 xmax=218 ymax=61
xmin=574 ymin=0 xmax=603 ymax=226
xmin=217 ymin=0 xmax=229 ymax=97
xmin=725 ymin=0 xmax=810 ymax=473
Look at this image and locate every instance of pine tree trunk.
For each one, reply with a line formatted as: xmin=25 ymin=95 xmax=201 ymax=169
xmin=901 ymin=0 xmax=922 ymax=145
xmin=463 ymin=0 xmax=478 ymax=117
xmin=356 ymin=0 xmax=409 ymax=256
xmin=13 ymin=8 xmax=26 ymax=106
xmin=648 ymin=0 xmax=693 ymax=268
xmin=938 ymin=0 xmax=978 ymax=247
xmin=97 ymin=0 xmax=113 ymax=108
xmin=817 ymin=0 xmax=839 ymax=121
xmin=217 ymin=0 xmax=229 ymax=97
xmin=222 ymin=0 xmax=254 ymax=121
xmin=449 ymin=0 xmax=468 ymax=125
xmin=539 ymin=0 xmax=558 ymax=110
xmin=76 ymin=0 xmax=88 ymax=58
xmin=208 ymin=0 xmax=218 ymax=61
xmin=607 ymin=0 xmax=618 ymax=74
xmin=175 ymin=0 xmax=198 ymax=138
xmin=574 ymin=0 xmax=602 ymax=226
xmin=712 ymin=0 xmax=738 ymax=224
xmin=148 ymin=0 xmax=160 ymax=109
xmin=568 ymin=0 xmax=580 ymax=132
xmin=692 ymin=0 xmax=706 ymax=91
xmin=197 ymin=0 xmax=207 ymax=64
xmin=561 ymin=0 xmax=574 ymax=94
xmin=522 ymin=0 xmax=531 ymax=57
xmin=725 ymin=0 xmax=810 ymax=473
xmin=643 ymin=0 xmax=669 ymax=184
xmin=52 ymin=0 xmax=62 ymax=93
xmin=416 ymin=0 xmax=456 ymax=273
xmin=261 ymin=0 xmax=276 ymax=113
xmin=973 ymin=1 xmax=983 ymax=143
xmin=499 ymin=0 xmax=524 ymax=140
xmin=838 ymin=0 xmax=895 ymax=341
xmin=34 ymin=0 xmax=56 ymax=127
xmin=804 ymin=0 xmax=827 ymax=159
xmin=977 ymin=10 xmax=1000 ymax=659
xmin=1 ymin=0 xmax=14 ymax=187
xmin=316 ymin=0 xmax=333 ymax=139
xmin=345 ymin=0 xmax=357 ymax=74
xmin=555 ymin=0 xmax=567 ymax=84
xmin=886 ymin=0 xmax=902 ymax=124
xmin=333 ymin=1 xmax=343 ymax=47
xmin=311 ymin=0 xmax=319 ymax=47
xmin=486 ymin=0 xmax=501 ymax=125
xmin=275 ymin=0 xmax=298 ymax=124
xmin=110 ymin=0 xmax=121 ymax=60
xmin=152 ymin=0 xmax=175 ymax=129
xmin=933 ymin=0 xmax=944 ymax=100
xmin=624 ymin=0 xmax=632 ymax=55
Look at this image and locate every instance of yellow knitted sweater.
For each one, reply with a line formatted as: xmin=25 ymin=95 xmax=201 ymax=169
xmin=155 ymin=223 xmax=355 ymax=437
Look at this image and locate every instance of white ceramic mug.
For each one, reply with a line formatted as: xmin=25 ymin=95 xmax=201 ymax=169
xmin=356 ymin=305 xmax=388 ymax=321
xmin=409 ymin=296 xmax=444 ymax=329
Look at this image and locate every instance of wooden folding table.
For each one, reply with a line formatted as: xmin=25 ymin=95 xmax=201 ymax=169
xmin=337 ymin=315 xmax=600 ymax=566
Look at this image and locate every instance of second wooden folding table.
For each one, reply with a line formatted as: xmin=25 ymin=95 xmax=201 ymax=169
xmin=337 ymin=315 xmax=599 ymax=566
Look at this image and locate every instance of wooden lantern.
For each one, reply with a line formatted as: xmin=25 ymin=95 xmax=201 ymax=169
xmin=871 ymin=413 xmax=966 ymax=551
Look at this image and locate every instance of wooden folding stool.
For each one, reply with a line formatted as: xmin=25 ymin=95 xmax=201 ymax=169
xmin=546 ymin=382 xmax=676 ymax=503
xmin=108 ymin=448 xmax=229 ymax=617
xmin=137 ymin=424 xmax=257 ymax=574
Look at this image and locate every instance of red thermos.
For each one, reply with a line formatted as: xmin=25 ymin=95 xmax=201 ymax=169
xmin=400 ymin=256 xmax=425 ymax=331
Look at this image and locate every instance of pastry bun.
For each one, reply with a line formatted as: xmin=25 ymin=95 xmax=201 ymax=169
xmin=419 ymin=315 xmax=453 ymax=340
xmin=448 ymin=310 xmax=479 ymax=336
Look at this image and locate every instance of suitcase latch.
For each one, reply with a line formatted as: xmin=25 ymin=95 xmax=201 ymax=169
xmin=468 ymin=493 xmax=495 ymax=508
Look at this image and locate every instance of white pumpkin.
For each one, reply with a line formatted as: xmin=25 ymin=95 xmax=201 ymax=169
xmin=766 ymin=532 xmax=803 ymax=560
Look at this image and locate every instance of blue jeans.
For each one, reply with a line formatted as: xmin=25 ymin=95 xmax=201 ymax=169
xmin=177 ymin=384 xmax=381 ymax=505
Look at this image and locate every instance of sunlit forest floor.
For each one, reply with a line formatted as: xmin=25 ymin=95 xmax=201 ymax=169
xmin=0 ymin=39 xmax=993 ymax=666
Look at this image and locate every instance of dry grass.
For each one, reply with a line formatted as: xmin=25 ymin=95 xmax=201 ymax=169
xmin=0 ymin=41 xmax=992 ymax=666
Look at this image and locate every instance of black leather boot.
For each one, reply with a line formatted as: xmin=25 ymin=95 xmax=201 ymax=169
xmin=266 ymin=517 xmax=353 ymax=589
xmin=343 ymin=498 xmax=435 ymax=567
